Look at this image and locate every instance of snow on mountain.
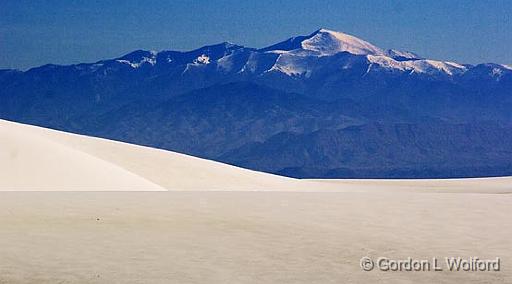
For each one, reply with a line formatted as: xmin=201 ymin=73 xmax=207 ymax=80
xmin=238 ymin=52 xmax=280 ymax=74
xmin=188 ymin=42 xmax=247 ymax=60
xmin=385 ymin=49 xmax=422 ymax=61
xmin=366 ymin=55 xmax=468 ymax=76
xmin=258 ymin=29 xmax=386 ymax=77
xmin=410 ymin=60 xmax=467 ymax=75
xmin=262 ymin=29 xmax=384 ymax=56
xmin=266 ymin=53 xmax=315 ymax=77
xmin=300 ymin=29 xmax=384 ymax=56
xmin=257 ymin=29 xmax=471 ymax=77
xmin=115 ymin=50 xmax=157 ymax=68
xmin=194 ymin=54 xmax=211 ymax=65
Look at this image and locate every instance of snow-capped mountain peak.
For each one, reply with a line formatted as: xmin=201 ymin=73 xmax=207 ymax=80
xmin=301 ymin=29 xmax=384 ymax=56
xmin=261 ymin=28 xmax=384 ymax=56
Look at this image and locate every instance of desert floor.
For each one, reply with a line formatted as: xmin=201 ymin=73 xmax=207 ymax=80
xmin=0 ymin=190 xmax=511 ymax=284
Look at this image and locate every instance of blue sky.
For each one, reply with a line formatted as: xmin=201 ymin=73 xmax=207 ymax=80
xmin=1 ymin=0 xmax=511 ymax=70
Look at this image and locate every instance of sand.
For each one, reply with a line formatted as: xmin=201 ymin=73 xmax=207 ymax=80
xmin=0 ymin=119 xmax=511 ymax=283
xmin=0 ymin=192 xmax=510 ymax=284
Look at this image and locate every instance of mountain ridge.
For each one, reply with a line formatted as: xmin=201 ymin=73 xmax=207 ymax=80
xmin=4 ymin=28 xmax=509 ymax=76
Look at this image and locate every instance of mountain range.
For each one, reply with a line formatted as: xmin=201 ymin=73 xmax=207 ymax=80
xmin=1 ymin=29 xmax=511 ymax=178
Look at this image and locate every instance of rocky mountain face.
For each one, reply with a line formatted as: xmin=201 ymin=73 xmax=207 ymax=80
xmin=1 ymin=29 xmax=511 ymax=178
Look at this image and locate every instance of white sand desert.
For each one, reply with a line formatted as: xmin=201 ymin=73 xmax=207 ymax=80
xmin=0 ymin=119 xmax=511 ymax=283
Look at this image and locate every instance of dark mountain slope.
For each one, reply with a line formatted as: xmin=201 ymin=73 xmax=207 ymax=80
xmin=220 ymin=122 xmax=512 ymax=178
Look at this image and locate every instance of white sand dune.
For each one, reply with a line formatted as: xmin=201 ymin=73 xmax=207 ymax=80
xmin=0 ymin=120 xmax=163 ymax=190
xmin=0 ymin=119 xmax=310 ymax=191
xmin=2 ymin=119 xmax=511 ymax=193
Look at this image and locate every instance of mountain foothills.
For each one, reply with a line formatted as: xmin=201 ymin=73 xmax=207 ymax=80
xmin=1 ymin=29 xmax=511 ymax=178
